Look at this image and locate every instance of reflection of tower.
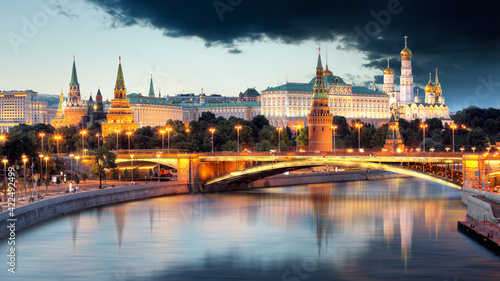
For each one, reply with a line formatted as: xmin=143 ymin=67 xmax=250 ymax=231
xmin=309 ymin=184 xmax=333 ymax=258
xmin=308 ymin=49 xmax=333 ymax=152
xmin=399 ymin=206 xmax=414 ymax=267
xmin=69 ymin=212 xmax=80 ymax=251
xmin=399 ymin=36 xmax=413 ymax=104
xmin=149 ymin=203 xmax=155 ymax=237
xmin=114 ymin=204 xmax=128 ymax=253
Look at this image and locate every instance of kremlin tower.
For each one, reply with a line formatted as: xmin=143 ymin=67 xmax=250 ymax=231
xmin=51 ymin=57 xmax=88 ymax=128
xmin=399 ymin=36 xmax=414 ymax=105
xmin=307 ymin=49 xmax=333 ymax=152
xmin=383 ymin=58 xmax=394 ymax=93
xmin=101 ymin=57 xmax=138 ymax=137
xmin=148 ymin=74 xmax=155 ymax=98
xmin=96 ymin=88 xmax=104 ymax=112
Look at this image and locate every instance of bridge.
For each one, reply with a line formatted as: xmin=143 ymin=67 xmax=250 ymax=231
xmin=110 ymin=151 xmax=500 ymax=192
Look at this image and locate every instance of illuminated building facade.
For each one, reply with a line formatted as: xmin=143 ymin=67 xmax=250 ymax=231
xmin=101 ymin=57 xmax=139 ymax=137
xmin=0 ymin=90 xmax=50 ymax=132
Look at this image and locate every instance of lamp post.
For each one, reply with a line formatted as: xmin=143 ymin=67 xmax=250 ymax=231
xmin=126 ymin=131 xmax=132 ymax=154
xmin=80 ymin=130 xmax=87 ymax=155
xmin=460 ymin=147 xmax=465 ymax=153
xmin=472 ymin=147 xmax=476 ymax=153
xmin=75 ymin=155 xmax=80 ymax=186
xmin=166 ymin=127 xmax=172 ymax=154
xmin=114 ymin=129 xmax=120 ymax=151
xmin=331 ymin=125 xmax=337 ymax=152
xmin=22 ymin=155 xmax=27 ymax=198
xmin=355 ymin=123 xmax=363 ymax=151
xmin=69 ymin=153 xmax=74 ymax=186
xmin=156 ymin=152 xmax=161 ymax=182
xmin=160 ymin=129 xmax=166 ymax=153
xmin=430 ymin=147 xmax=435 ymax=153
xmin=277 ymin=127 xmax=283 ymax=153
xmin=38 ymin=132 xmax=45 ymax=152
xmin=0 ymin=134 xmax=5 ymax=145
xmin=209 ymin=128 xmax=216 ymax=153
xmin=54 ymin=135 xmax=62 ymax=157
xmin=420 ymin=124 xmax=428 ymax=153
xmin=3 ymin=158 xmax=8 ymax=200
xmin=235 ymin=125 xmax=242 ymax=153
xmin=44 ymin=156 xmax=49 ymax=194
xmin=450 ymin=124 xmax=457 ymax=153
xmin=39 ymin=154 xmax=43 ymax=191
xmin=130 ymin=154 xmax=134 ymax=185
xmin=96 ymin=133 xmax=101 ymax=147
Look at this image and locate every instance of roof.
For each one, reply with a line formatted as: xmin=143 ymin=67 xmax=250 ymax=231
xmin=351 ymin=87 xmax=387 ymax=96
xmin=309 ymin=75 xmax=346 ymax=85
xmin=70 ymin=58 xmax=78 ymax=86
xmin=180 ymin=101 xmax=261 ymax=108
xmin=127 ymin=93 xmax=173 ymax=106
xmin=242 ymin=88 xmax=260 ymax=97
xmin=263 ymin=82 xmax=313 ymax=92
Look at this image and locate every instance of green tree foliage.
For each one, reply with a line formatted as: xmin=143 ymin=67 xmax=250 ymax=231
xmin=256 ymin=140 xmax=273 ymax=152
xmin=123 ymin=168 xmax=130 ymax=179
xmin=89 ymin=147 xmax=117 ymax=183
xmin=81 ymin=173 xmax=89 ymax=183
xmin=370 ymin=125 xmax=388 ymax=148
xmin=466 ymin=127 xmax=490 ymax=150
xmin=297 ymin=127 xmax=309 ymax=148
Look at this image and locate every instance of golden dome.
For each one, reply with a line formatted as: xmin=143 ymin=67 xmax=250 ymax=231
xmin=324 ymin=64 xmax=333 ymax=76
xmin=425 ymin=73 xmax=435 ymax=93
xmin=401 ymin=36 xmax=412 ymax=57
xmin=384 ymin=59 xmax=393 ymax=74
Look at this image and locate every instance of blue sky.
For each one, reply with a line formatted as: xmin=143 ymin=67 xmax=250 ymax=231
xmin=2 ymin=0 xmax=499 ymax=112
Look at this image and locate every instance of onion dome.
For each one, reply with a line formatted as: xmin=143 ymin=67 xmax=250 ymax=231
xmin=401 ymin=36 xmax=412 ymax=57
xmin=384 ymin=58 xmax=393 ymax=75
xmin=424 ymin=73 xmax=435 ymax=93
xmin=324 ymin=64 xmax=333 ymax=76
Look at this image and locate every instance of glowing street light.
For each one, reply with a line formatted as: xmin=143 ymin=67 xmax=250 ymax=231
xmin=156 ymin=152 xmax=161 ymax=182
xmin=38 ymin=132 xmax=45 ymax=151
xmin=160 ymin=129 xmax=166 ymax=153
xmin=277 ymin=127 xmax=283 ymax=153
xmin=114 ymin=129 xmax=121 ymax=151
xmin=126 ymin=131 xmax=132 ymax=154
xmin=445 ymin=147 xmax=450 ymax=152
xmin=460 ymin=147 xmax=465 ymax=153
xmin=54 ymin=135 xmax=62 ymax=157
xmin=450 ymin=124 xmax=457 ymax=153
xmin=420 ymin=124 xmax=428 ymax=153
xmin=209 ymin=128 xmax=216 ymax=153
xmin=69 ymin=153 xmax=74 ymax=185
xmin=80 ymin=130 xmax=87 ymax=155
xmin=0 ymin=134 xmax=5 ymax=145
xmin=430 ymin=147 xmax=435 ymax=153
xmin=166 ymin=127 xmax=173 ymax=154
xmin=75 ymin=155 xmax=80 ymax=186
xmin=472 ymin=147 xmax=476 ymax=153
xmin=2 ymin=158 xmax=8 ymax=198
xmin=22 ymin=155 xmax=28 ymax=198
xmin=331 ymin=125 xmax=337 ymax=152
xmin=44 ymin=156 xmax=49 ymax=194
xmin=235 ymin=125 xmax=242 ymax=153
xmin=130 ymin=154 xmax=134 ymax=185
xmin=355 ymin=123 xmax=363 ymax=151
xmin=95 ymin=133 xmax=101 ymax=147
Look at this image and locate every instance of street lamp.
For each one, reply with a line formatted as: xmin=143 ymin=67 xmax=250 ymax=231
xmin=130 ymin=154 xmax=134 ymax=185
xmin=331 ymin=125 xmax=337 ymax=152
xmin=39 ymin=154 xmax=43 ymax=191
xmin=430 ymin=147 xmax=435 ymax=153
xmin=75 ymin=155 xmax=80 ymax=186
xmin=355 ymin=123 xmax=363 ymax=151
xmin=69 ymin=153 xmax=74 ymax=186
xmin=460 ymin=147 xmax=465 ymax=153
xmin=54 ymin=135 xmax=62 ymax=157
xmin=38 ymin=132 xmax=45 ymax=152
xmin=44 ymin=156 xmax=49 ymax=194
xmin=22 ymin=155 xmax=27 ymax=198
xmin=156 ymin=152 xmax=161 ymax=182
xmin=95 ymin=133 xmax=101 ymax=148
xmin=160 ymin=129 xmax=166 ymax=153
xmin=0 ymin=134 xmax=5 ymax=145
xmin=235 ymin=125 xmax=242 ymax=153
xmin=277 ymin=127 xmax=283 ymax=153
xmin=445 ymin=147 xmax=450 ymax=152
xmin=450 ymin=124 xmax=457 ymax=153
xmin=209 ymin=128 xmax=216 ymax=153
xmin=472 ymin=147 xmax=476 ymax=153
xmin=420 ymin=124 xmax=428 ymax=153
xmin=126 ymin=131 xmax=132 ymax=154
xmin=80 ymin=130 xmax=87 ymax=155
xmin=114 ymin=129 xmax=120 ymax=151
xmin=166 ymin=127 xmax=172 ymax=154
xmin=2 ymin=158 xmax=8 ymax=199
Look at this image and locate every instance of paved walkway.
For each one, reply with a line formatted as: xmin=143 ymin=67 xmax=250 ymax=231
xmin=0 ymin=178 xmax=174 ymax=211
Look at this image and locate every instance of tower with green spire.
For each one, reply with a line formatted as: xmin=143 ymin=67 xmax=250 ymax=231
xmin=68 ymin=55 xmax=81 ymax=106
xmin=148 ymin=74 xmax=155 ymax=98
xmin=102 ymin=56 xmax=138 ymax=137
xmin=308 ymin=48 xmax=333 ymax=152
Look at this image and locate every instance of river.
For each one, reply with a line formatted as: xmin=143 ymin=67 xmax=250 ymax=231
xmin=1 ymin=178 xmax=499 ymax=280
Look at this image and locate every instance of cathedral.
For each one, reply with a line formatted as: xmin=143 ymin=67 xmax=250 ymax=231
xmin=383 ymin=37 xmax=452 ymax=125
xmin=101 ymin=57 xmax=139 ymax=137
xmin=307 ymin=49 xmax=333 ymax=152
xmin=51 ymin=57 xmax=88 ymax=128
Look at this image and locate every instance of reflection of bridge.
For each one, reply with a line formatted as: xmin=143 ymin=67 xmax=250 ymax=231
xmin=112 ymin=151 xmax=500 ymax=192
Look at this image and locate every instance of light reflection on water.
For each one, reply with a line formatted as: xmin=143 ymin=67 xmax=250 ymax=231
xmin=1 ymin=178 xmax=499 ymax=281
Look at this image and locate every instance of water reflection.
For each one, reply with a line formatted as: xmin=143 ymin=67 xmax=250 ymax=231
xmin=1 ymin=178 xmax=499 ymax=281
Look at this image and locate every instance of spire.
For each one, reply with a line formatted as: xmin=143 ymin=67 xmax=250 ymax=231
xmin=158 ymin=87 xmax=161 ymax=98
xmin=114 ymin=56 xmax=126 ymax=99
xmin=149 ymin=74 xmax=154 ymax=97
xmin=316 ymin=47 xmax=323 ymax=70
xmin=96 ymin=88 xmax=102 ymax=96
xmin=387 ymin=58 xmax=390 ymax=68
xmin=435 ymin=68 xmax=439 ymax=85
xmin=116 ymin=58 xmax=124 ymax=83
xmin=70 ymin=56 xmax=79 ymax=86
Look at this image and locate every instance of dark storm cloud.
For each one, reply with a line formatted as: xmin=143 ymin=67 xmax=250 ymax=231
xmin=86 ymin=0 xmax=500 ymax=110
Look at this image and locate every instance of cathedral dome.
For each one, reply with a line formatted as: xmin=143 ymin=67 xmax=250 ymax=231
xmin=424 ymin=73 xmax=435 ymax=93
xmin=384 ymin=67 xmax=394 ymax=75
xmin=401 ymin=36 xmax=412 ymax=57
xmin=324 ymin=65 xmax=333 ymax=76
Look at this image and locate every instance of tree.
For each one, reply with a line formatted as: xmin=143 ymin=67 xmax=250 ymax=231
xmin=90 ymin=147 xmax=117 ymax=188
xmin=297 ymin=127 xmax=309 ymax=148
xmin=256 ymin=140 xmax=273 ymax=152
xmin=370 ymin=125 xmax=388 ymax=148
xmin=81 ymin=173 xmax=89 ymax=184
xmin=466 ymin=127 xmax=490 ymax=151
xmin=133 ymin=168 xmax=139 ymax=180
xmin=251 ymin=115 xmax=270 ymax=131
xmin=123 ymin=169 xmax=130 ymax=180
